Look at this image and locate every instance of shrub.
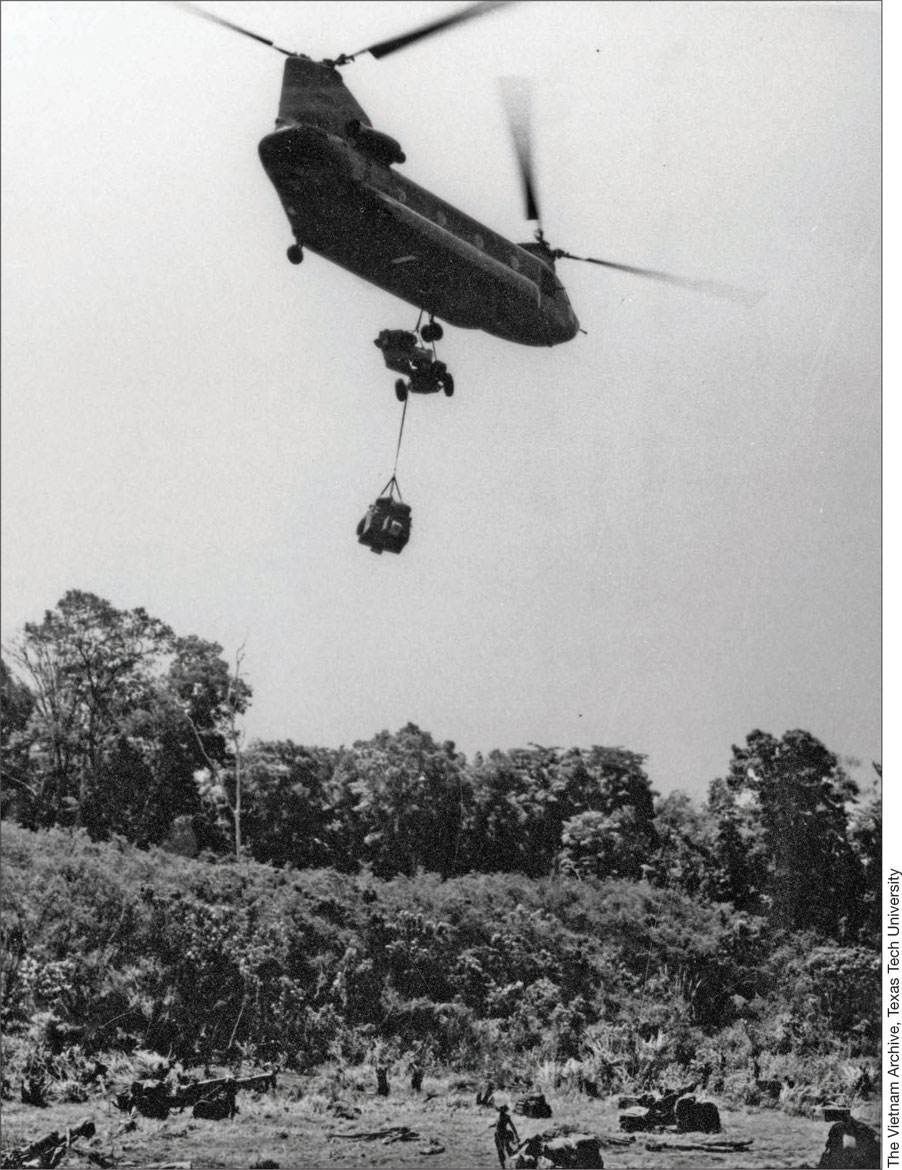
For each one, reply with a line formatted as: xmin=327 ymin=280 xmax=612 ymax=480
xmin=0 ymin=824 xmax=881 ymax=1087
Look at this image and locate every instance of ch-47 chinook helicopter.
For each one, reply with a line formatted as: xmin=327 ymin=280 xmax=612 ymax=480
xmin=177 ymin=1 xmax=757 ymax=350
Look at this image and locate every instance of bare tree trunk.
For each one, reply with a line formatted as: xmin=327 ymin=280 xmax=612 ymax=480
xmin=184 ymin=642 xmax=247 ymax=858
xmin=229 ymin=645 xmax=246 ymax=858
xmin=233 ymin=726 xmax=242 ymax=857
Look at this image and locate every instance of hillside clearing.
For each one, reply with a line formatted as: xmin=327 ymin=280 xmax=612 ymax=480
xmin=0 ymin=1082 xmax=856 ymax=1169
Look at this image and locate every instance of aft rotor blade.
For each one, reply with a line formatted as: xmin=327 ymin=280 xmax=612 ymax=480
xmin=554 ymin=251 xmax=765 ymax=306
xmin=170 ymin=1 xmax=295 ymax=56
xmin=500 ymin=77 xmax=540 ymax=224
xmin=354 ymin=1 xmax=511 ymax=61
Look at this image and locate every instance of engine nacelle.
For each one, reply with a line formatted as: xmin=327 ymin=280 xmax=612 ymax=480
xmin=345 ymin=120 xmax=406 ymax=166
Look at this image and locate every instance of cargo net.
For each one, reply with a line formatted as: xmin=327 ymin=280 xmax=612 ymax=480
xmin=356 ymin=474 xmax=412 ymax=555
xmin=357 ymin=380 xmax=413 ymax=557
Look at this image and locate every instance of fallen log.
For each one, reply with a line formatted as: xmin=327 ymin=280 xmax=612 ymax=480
xmin=328 ymin=1126 xmax=419 ymax=1142
xmin=117 ymin=1163 xmax=192 ymax=1169
xmin=383 ymin=1129 xmax=420 ymax=1145
xmin=119 ymin=1162 xmax=192 ymax=1169
xmin=644 ymin=1138 xmax=754 ymax=1153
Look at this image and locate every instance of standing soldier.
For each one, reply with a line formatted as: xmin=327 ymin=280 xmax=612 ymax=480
xmin=494 ymin=1104 xmax=520 ymax=1167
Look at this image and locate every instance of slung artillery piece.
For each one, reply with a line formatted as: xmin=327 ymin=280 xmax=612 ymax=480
xmin=375 ymin=328 xmax=454 ymax=401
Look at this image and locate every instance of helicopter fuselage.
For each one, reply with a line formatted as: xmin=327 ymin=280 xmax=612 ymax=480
xmin=257 ymin=57 xmax=579 ymax=347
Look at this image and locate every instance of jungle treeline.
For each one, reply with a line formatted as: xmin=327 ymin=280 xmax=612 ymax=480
xmin=0 ymin=591 xmax=882 ymax=1100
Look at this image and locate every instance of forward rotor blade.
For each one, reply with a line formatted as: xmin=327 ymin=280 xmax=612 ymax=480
xmin=500 ymin=77 xmax=540 ymax=224
xmin=554 ymin=251 xmax=765 ymax=306
xmin=170 ymin=1 xmax=295 ymax=56
xmin=355 ymin=1 xmax=510 ymax=61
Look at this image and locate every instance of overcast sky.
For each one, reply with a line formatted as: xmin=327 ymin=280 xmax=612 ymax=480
xmin=1 ymin=1 xmax=881 ymax=799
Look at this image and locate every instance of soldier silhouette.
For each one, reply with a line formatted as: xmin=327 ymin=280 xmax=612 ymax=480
xmin=494 ymin=1104 xmax=520 ymax=1167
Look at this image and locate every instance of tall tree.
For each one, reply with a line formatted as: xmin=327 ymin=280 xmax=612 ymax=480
xmin=556 ymin=747 xmax=659 ymax=881
xmin=0 ymin=657 xmax=36 ymax=820
xmin=723 ymin=729 xmax=859 ymax=936
xmin=337 ymin=724 xmax=471 ymax=878
xmin=466 ymin=750 xmax=535 ymax=874
xmin=845 ymin=773 xmax=881 ymax=942
xmin=650 ymin=790 xmax=717 ymax=897
xmin=239 ymin=741 xmax=341 ymax=869
xmin=3 ymin=592 xmax=174 ymax=829
xmin=3 ymin=592 xmax=251 ymax=846
xmin=470 ymin=744 xmax=658 ymax=879
xmin=184 ymin=641 xmax=252 ymax=855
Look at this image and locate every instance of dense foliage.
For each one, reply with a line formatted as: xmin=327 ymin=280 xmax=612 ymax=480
xmin=0 ymin=592 xmax=881 ymax=1101
xmin=2 ymin=592 xmax=249 ymax=851
xmin=0 ymin=824 xmax=880 ymax=1094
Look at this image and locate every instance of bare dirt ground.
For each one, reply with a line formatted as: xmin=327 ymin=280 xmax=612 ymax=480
xmin=0 ymin=1079 xmax=873 ymax=1170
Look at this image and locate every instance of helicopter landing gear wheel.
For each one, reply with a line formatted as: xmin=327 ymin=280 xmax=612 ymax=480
xmin=421 ymin=321 xmax=443 ymax=342
xmin=395 ymin=379 xmax=408 ymax=402
xmin=286 ymin=244 xmax=304 ymax=265
xmin=443 ymin=373 xmax=455 ymax=397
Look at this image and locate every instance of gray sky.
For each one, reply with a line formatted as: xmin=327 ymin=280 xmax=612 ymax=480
xmin=1 ymin=1 xmax=881 ymax=798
